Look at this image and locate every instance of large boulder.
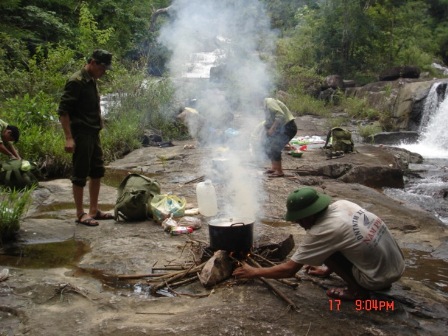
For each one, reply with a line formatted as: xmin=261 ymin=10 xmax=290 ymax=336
xmin=393 ymin=80 xmax=438 ymax=130
xmin=322 ymin=75 xmax=344 ymax=90
xmin=379 ymin=66 xmax=421 ymax=81
xmin=288 ymin=144 xmax=406 ymax=189
xmin=368 ymin=131 xmax=419 ymax=145
xmin=337 ymin=165 xmax=404 ymax=188
xmin=346 ymin=79 xmax=447 ymax=131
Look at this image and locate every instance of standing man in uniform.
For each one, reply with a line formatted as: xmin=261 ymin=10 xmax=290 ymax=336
xmin=58 ymin=49 xmax=114 ymax=226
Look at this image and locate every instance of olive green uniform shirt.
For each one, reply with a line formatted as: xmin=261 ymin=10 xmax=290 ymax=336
xmin=264 ymin=98 xmax=295 ymax=129
xmin=57 ymin=68 xmax=102 ymax=134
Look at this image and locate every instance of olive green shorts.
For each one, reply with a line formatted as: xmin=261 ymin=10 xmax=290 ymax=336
xmin=71 ymin=132 xmax=105 ymax=187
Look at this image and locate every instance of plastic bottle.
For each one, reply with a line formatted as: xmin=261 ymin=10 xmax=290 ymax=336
xmin=196 ymin=179 xmax=218 ymax=216
xmin=170 ymin=226 xmax=193 ymax=235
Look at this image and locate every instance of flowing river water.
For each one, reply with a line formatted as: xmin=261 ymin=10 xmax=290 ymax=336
xmin=385 ymin=82 xmax=448 ymax=225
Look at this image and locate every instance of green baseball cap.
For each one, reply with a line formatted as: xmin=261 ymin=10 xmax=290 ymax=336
xmin=285 ymin=187 xmax=332 ymax=221
xmin=91 ymin=49 xmax=113 ymax=70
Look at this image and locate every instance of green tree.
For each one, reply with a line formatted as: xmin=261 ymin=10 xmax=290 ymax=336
xmin=78 ymin=2 xmax=115 ymax=55
xmin=366 ymin=0 xmax=436 ymax=70
xmin=0 ymin=1 xmax=74 ymax=47
xmin=277 ymin=0 xmax=441 ymax=83
xmin=427 ymin=0 xmax=448 ymax=64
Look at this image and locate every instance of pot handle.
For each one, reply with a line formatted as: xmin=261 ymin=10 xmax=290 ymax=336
xmin=230 ymin=222 xmax=245 ymax=227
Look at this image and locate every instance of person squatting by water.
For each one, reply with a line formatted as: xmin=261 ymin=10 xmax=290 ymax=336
xmin=177 ymin=105 xmax=234 ymax=146
xmin=233 ymin=187 xmax=405 ymax=301
xmin=176 ymin=106 xmax=205 ymax=143
xmin=0 ymin=119 xmax=21 ymax=160
xmin=263 ymin=98 xmax=297 ymax=178
xmin=58 ymin=49 xmax=115 ymax=227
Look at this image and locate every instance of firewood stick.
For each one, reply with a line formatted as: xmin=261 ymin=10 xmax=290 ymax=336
xmin=136 ymin=312 xmax=175 ymax=315
xmin=251 ymin=255 xmax=298 ymax=288
xmin=185 ymin=176 xmax=205 ymax=184
xmin=295 ymin=274 xmax=329 ymax=290
xmin=107 ymin=273 xmax=169 ymax=279
xmin=247 ymin=257 xmax=299 ymax=311
xmin=258 ymin=277 xmax=299 ymax=311
xmin=150 ymin=262 xmax=206 ymax=293
xmin=252 ymin=253 xmax=276 ymax=265
xmin=168 ymin=275 xmax=199 ymax=288
xmin=153 ymin=266 xmax=193 ymax=270
xmin=146 ymin=262 xmax=205 ymax=283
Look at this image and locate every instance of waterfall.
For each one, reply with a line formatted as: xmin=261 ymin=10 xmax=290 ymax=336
xmin=401 ymin=82 xmax=448 ymax=158
xmin=391 ymin=81 xmax=448 ymax=224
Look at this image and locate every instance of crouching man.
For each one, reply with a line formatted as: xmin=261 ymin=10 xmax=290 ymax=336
xmin=233 ymin=187 xmax=405 ymax=301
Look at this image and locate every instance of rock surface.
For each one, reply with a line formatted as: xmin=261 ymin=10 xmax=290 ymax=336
xmin=0 ymin=116 xmax=447 ymax=336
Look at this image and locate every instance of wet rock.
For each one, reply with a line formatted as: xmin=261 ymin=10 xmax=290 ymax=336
xmin=431 ymin=241 xmax=448 ymax=262
xmin=322 ymin=75 xmax=344 ymax=90
xmin=368 ymin=131 xmax=419 ymax=145
xmin=338 ymin=165 xmax=404 ymax=189
xmin=379 ymin=66 xmax=421 ymax=81
xmin=318 ymin=163 xmax=352 ymax=178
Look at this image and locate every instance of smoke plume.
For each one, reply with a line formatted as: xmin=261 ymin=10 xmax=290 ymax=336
xmin=158 ymin=0 xmax=278 ymax=221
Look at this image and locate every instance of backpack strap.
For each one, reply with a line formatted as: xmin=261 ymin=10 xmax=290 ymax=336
xmin=324 ymin=128 xmax=332 ymax=149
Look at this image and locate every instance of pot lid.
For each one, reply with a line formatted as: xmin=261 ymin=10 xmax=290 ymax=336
xmin=209 ymin=217 xmax=254 ymax=227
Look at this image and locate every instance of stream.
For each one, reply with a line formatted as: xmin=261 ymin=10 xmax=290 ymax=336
xmin=385 ymin=81 xmax=448 ymax=225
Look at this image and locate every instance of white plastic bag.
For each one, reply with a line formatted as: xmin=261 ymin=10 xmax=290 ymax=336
xmin=177 ymin=216 xmax=202 ymax=230
xmin=150 ymin=194 xmax=186 ymax=222
xmin=161 ymin=214 xmax=178 ymax=232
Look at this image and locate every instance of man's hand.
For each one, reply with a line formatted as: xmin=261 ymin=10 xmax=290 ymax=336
xmin=64 ymin=138 xmax=75 ymax=153
xmin=304 ymin=265 xmax=332 ymax=278
xmin=232 ymin=262 xmax=258 ymax=279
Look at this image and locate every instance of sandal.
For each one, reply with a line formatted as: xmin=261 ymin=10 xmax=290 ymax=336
xmin=264 ymin=169 xmax=275 ymax=174
xmin=93 ymin=211 xmax=114 ymax=220
xmin=76 ymin=213 xmax=99 ymax=227
xmin=326 ymin=287 xmax=369 ymax=301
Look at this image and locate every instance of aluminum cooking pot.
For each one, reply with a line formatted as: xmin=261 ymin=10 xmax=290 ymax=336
xmin=208 ymin=218 xmax=254 ymax=254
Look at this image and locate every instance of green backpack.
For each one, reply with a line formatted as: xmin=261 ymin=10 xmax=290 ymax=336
xmin=324 ymin=127 xmax=354 ymax=153
xmin=114 ymin=173 xmax=161 ymax=222
xmin=0 ymin=159 xmax=39 ymax=190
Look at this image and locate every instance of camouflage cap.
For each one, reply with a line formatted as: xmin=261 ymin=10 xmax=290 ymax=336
xmin=90 ymin=49 xmax=113 ymax=70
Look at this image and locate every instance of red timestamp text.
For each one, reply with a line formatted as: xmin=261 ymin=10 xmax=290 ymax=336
xmin=328 ymin=299 xmax=395 ymax=311
xmin=355 ymin=299 xmax=394 ymax=311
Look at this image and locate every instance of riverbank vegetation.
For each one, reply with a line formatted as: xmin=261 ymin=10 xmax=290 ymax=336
xmin=0 ymin=0 xmax=447 ymax=176
xmin=0 ymin=186 xmax=35 ymax=241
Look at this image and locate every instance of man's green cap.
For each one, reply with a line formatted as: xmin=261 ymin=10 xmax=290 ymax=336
xmin=285 ymin=187 xmax=332 ymax=221
xmin=91 ymin=49 xmax=113 ymax=70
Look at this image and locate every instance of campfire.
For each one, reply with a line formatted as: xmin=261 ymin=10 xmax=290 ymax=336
xmin=106 ymin=231 xmax=299 ymax=311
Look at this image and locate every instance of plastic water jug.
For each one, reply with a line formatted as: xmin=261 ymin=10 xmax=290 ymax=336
xmin=196 ymin=180 xmax=218 ymax=216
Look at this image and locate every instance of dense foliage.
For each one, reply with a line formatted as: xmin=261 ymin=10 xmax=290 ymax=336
xmin=0 ymin=0 xmax=446 ymax=177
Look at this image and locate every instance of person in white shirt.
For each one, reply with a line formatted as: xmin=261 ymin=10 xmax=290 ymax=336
xmin=233 ymin=187 xmax=405 ymax=301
